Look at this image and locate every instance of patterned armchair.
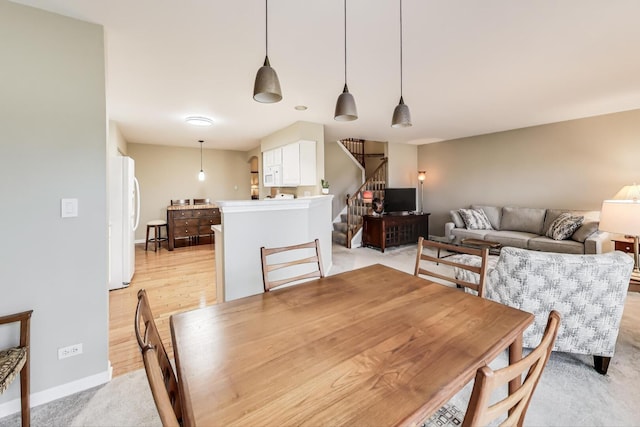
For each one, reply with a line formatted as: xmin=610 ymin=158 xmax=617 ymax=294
xmin=454 ymin=247 xmax=633 ymax=374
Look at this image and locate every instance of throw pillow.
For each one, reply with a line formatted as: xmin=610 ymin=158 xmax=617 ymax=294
xmin=458 ymin=208 xmax=493 ymax=230
xmin=546 ymin=213 xmax=584 ymax=240
xmin=449 ymin=210 xmax=465 ymax=228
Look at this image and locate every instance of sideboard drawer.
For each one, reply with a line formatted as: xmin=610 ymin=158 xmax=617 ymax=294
xmin=174 ymin=219 xmax=197 ymax=228
xmin=174 ymin=225 xmax=199 ymax=238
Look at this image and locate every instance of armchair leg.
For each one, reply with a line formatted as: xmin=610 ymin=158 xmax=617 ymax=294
xmin=594 ymin=355 xmax=611 ymax=375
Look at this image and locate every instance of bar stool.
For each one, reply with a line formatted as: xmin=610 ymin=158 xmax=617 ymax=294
xmin=145 ymin=220 xmax=168 ymax=252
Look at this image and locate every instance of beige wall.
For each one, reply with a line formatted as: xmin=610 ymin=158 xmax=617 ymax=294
xmin=387 ymin=142 xmax=419 ymax=188
xmin=128 ymin=143 xmax=252 ymax=241
xmin=419 ymin=109 xmax=640 ymax=234
xmin=324 ymin=141 xmax=363 ymax=220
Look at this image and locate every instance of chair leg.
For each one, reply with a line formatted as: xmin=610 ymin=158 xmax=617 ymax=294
xmin=20 ymin=363 xmax=29 ymax=427
xmin=154 ymin=225 xmax=160 ymax=252
xmin=594 ymin=355 xmax=611 ymax=375
xmin=145 ymin=225 xmax=150 ymax=251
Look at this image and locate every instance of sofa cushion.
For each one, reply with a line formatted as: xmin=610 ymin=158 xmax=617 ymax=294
xmin=546 ymin=213 xmax=584 ymax=240
xmin=458 ymin=209 xmax=493 ymax=230
xmin=451 ymin=228 xmax=491 ymax=240
xmin=484 ymin=230 xmax=537 ymax=249
xmin=528 ymin=236 xmax=585 ymax=254
xmin=471 ymin=205 xmax=502 ymax=230
xmin=501 ymin=207 xmax=546 ymax=235
xmin=449 ymin=210 xmax=465 ymax=228
xmin=571 ymin=221 xmax=599 ymax=243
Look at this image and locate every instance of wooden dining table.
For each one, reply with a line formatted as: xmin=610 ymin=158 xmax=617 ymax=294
xmin=170 ymin=263 xmax=534 ymax=427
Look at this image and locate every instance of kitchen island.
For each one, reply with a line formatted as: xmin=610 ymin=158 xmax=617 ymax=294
xmin=213 ymin=195 xmax=333 ymax=302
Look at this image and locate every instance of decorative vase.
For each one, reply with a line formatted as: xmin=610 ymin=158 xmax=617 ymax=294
xmin=322 ymin=188 xmax=329 ymax=194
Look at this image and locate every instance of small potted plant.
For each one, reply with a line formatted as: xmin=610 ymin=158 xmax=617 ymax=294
xmin=321 ymin=179 xmax=330 ymax=194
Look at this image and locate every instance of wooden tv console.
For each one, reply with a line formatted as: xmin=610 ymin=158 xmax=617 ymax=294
xmin=362 ymin=213 xmax=430 ymax=252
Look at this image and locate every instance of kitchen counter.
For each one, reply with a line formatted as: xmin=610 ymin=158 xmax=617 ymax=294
xmin=213 ymin=195 xmax=333 ymax=302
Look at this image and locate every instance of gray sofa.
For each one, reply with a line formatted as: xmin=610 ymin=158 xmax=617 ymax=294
xmin=444 ymin=205 xmax=612 ymax=254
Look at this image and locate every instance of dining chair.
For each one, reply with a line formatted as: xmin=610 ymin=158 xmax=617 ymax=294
xmin=0 ymin=310 xmax=32 ymax=427
xmin=134 ymin=289 xmax=182 ymax=427
xmin=414 ymin=236 xmax=490 ymax=297
xmin=422 ymin=311 xmax=561 ymax=427
xmin=170 ymin=199 xmax=190 ymax=206
xmin=192 ymin=198 xmax=210 ymax=205
xmin=261 ymin=239 xmax=324 ymax=291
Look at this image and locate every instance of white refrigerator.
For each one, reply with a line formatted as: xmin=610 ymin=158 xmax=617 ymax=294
xmin=109 ymin=156 xmax=140 ymax=290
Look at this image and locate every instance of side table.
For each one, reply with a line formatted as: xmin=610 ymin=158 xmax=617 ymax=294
xmin=612 ymin=237 xmax=639 ymax=292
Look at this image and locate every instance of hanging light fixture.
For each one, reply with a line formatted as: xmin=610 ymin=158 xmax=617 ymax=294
xmin=391 ymin=0 xmax=412 ymax=128
xmin=253 ymin=0 xmax=282 ymax=103
xmin=198 ymin=140 xmax=205 ymax=181
xmin=334 ymin=0 xmax=357 ymax=121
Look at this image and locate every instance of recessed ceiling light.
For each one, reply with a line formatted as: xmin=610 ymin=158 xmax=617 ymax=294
xmin=294 ymin=105 xmax=308 ymax=111
xmin=185 ymin=116 xmax=214 ymax=126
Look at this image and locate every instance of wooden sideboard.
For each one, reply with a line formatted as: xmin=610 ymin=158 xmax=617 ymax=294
xmin=362 ymin=213 xmax=430 ymax=252
xmin=167 ymin=204 xmax=221 ymax=251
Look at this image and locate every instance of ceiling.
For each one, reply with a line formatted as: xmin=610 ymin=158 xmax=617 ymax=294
xmin=11 ymin=0 xmax=640 ymax=151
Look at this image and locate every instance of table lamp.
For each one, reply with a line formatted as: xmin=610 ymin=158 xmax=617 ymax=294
xmin=418 ymin=171 xmax=426 ymax=213
xmin=599 ymin=185 xmax=640 ymax=281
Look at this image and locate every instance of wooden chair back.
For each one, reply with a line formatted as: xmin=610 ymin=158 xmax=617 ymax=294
xmin=414 ymin=236 xmax=489 ymax=297
xmin=134 ymin=289 xmax=182 ymax=427
xmin=463 ymin=311 xmax=561 ymax=427
xmin=192 ymin=198 xmax=210 ymax=205
xmin=170 ymin=199 xmax=190 ymax=206
xmin=261 ymin=239 xmax=325 ymax=291
xmin=0 ymin=310 xmax=32 ymax=427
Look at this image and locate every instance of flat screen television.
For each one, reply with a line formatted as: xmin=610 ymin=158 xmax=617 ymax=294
xmin=383 ymin=188 xmax=416 ymax=214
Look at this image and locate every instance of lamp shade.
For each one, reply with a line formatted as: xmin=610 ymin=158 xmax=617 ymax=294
xmin=418 ymin=171 xmax=426 ymax=181
xmin=334 ymin=84 xmax=358 ymax=121
xmin=253 ymin=56 xmax=282 ymax=103
xmin=612 ymin=184 xmax=640 ymax=201
xmin=599 ymin=200 xmax=640 ymax=235
xmin=391 ymin=96 xmax=412 ymax=128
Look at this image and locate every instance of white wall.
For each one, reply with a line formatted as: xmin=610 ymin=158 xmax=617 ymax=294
xmin=0 ymin=0 xmax=109 ymax=413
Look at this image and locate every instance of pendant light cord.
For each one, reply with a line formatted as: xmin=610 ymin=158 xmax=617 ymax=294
xmin=265 ymin=0 xmax=269 ymax=56
xmin=399 ymin=0 xmax=404 ymax=96
xmin=344 ymin=0 xmax=347 ymax=84
xmin=200 ymin=140 xmax=203 ymax=170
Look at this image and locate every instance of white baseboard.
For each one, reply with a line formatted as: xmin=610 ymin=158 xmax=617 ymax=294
xmin=0 ymin=363 xmax=112 ymax=419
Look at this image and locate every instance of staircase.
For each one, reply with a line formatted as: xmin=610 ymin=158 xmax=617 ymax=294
xmin=332 ymin=158 xmax=388 ymax=248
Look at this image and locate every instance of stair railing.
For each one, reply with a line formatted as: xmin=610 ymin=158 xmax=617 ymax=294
xmin=341 ymin=138 xmax=365 ymax=168
xmin=345 ymin=158 xmax=388 ymax=248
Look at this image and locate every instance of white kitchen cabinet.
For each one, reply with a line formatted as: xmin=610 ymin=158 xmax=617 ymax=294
xmin=298 ymin=140 xmax=316 ymax=185
xmin=281 ymin=143 xmax=300 ymax=186
xmin=262 ymin=140 xmax=315 ymax=187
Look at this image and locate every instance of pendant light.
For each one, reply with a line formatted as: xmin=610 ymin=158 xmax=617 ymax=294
xmin=198 ymin=140 xmax=205 ymax=181
xmin=391 ymin=0 xmax=412 ymax=128
xmin=253 ymin=0 xmax=282 ymax=103
xmin=334 ymin=0 xmax=358 ymax=121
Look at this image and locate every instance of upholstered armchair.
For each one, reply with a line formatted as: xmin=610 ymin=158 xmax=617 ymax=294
xmin=454 ymin=247 xmax=633 ymax=374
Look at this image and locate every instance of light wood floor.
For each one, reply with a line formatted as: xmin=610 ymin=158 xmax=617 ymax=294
xmin=109 ymin=242 xmax=217 ymax=377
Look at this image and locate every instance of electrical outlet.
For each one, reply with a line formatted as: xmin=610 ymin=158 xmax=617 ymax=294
xmin=58 ymin=343 xmax=83 ymax=359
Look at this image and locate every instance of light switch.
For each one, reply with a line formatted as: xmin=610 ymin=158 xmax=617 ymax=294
xmin=61 ymin=198 xmax=78 ymax=218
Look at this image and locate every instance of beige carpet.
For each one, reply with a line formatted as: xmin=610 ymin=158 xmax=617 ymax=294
xmin=1 ymin=244 xmax=639 ymax=426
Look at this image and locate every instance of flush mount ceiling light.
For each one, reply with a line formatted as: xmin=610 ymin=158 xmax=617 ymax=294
xmin=334 ymin=0 xmax=357 ymax=121
xmin=391 ymin=0 xmax=412 ymax=128
xmin=253 ymin=0 xmax=282 ymax=103
xmin=198 ymin=140 xmax=205 ymax=181
xmin=294 ymin=105 xmax=308 ymax=111
xmin=185 ymin=116 xmax=213 ymax=126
